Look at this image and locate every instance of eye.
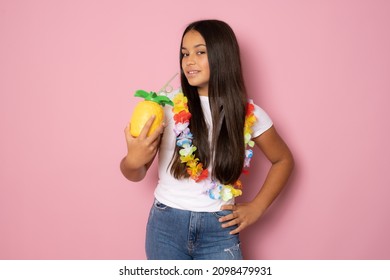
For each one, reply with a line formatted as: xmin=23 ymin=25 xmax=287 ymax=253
xmin=197 ymin=51 xmax=206 ymax=55
xmin=182 ymin=52 xmax=189 ymax=57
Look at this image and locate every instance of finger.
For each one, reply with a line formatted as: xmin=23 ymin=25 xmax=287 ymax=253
xmin=218 ymin=204 xmax=238 ymax=223
xmin=148 ymin=123 xmax=165 ymax=144
xmin=220 ymin=204 xmax=235 ymax=211
xmin=219 ymin=211 xmax=238 ymax=223
xmin=138 ymin=115 xmax=156 ymax=139
xmin=149 ymin=135 xmax=162 ymax=150
xmin=124 ymin=124 xmax=134 ymax=141
xmin=148 ymin=138 xmax=162 ymax=154
xmin=229 ymin=223 xmax=245 ymax=235
xmin=221 ymin=215 xmax=240 ymax=228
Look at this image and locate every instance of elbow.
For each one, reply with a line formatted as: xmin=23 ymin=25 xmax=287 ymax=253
xmin=119 ymin=158 xmax=147 ymax=182
xmin=286 ymin=150 xmax=295 ymax=174
xmin=288 ymin=151 xmax=295 ymax=170
xmin=274 ymin=150 xmax=295 ymax=175
xmin=120 ymin=170 xmax=146 ymax=183
xmin=126 ymin=173 xmax=146 ymax=182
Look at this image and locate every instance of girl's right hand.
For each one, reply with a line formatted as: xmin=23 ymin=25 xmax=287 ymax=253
xmin=123 ymin=115 xmax=165 ymax=170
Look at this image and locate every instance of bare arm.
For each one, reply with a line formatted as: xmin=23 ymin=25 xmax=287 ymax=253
xmin=220 ymin=125 xmax=294 ymax=234
xmin=120 ymin=116 xmax=164 ymax=182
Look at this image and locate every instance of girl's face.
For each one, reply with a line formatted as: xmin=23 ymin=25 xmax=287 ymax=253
xmin=181 ymin=30 xmax=210 ymax=96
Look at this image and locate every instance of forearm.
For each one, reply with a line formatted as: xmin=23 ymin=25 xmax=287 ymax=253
xmin=219 ymin=126 xmax=293 ymax=234
xmin=219 ymin=155 xmax=294 ymax=234
xmin=120 ymin=156 xmax=148 ymax=182
xmin=120 ymin=121 xmax=161 ymax=182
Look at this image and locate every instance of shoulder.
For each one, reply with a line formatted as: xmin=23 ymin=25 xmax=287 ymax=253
xmin=248 ymin=100 xmax=273 ymax=138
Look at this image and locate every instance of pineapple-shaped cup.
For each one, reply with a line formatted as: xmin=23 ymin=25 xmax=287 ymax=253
xmin=129 ymin=90 xmax=174 ymax=137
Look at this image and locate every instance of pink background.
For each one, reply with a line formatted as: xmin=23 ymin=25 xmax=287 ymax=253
xmin=1 ymin=0 xmax=389 ymax=259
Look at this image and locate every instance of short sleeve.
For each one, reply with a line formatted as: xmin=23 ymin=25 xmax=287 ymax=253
xmin=251 ymin=103 xmax=273 ymax=138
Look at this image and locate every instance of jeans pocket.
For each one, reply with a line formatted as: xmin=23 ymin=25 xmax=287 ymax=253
xmin=213 ymin=210 xmax=232 ymax=219
xmin=153 ymin=199 xmax=168 ymax=210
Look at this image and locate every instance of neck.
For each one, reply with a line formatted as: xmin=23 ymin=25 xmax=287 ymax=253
xmin=197 ymin=86 xmax=208 ymax=96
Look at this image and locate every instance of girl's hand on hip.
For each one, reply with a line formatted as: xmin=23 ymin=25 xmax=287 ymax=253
xmin=219 ymin=202 xmax=263 ymax=235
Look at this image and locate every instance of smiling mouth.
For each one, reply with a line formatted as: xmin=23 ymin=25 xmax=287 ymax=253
xmin=187 ymin=70 xmax=200 ymax=76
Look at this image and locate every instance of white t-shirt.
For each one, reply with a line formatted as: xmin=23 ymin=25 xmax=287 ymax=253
xmin=154 ymin=91 xmax=273 ymax=212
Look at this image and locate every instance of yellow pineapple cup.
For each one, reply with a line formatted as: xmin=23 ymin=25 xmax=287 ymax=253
xmin=129 ymin=90 xmax=173 ymax=137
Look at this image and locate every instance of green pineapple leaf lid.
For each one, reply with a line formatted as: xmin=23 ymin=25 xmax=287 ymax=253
xmin=134 ymin=90 xmax=174 ymax=107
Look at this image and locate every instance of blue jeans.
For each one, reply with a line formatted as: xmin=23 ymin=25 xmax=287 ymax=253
xmin=145 ymin=199 xmax=243 ymax=260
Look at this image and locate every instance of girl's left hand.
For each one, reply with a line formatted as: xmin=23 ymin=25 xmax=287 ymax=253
xmin=218 ymin=202 xmax=263 ymax=234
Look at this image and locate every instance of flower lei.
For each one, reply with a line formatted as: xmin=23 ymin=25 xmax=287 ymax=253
xmin=172 ymin=92 xmax=256 ymax=201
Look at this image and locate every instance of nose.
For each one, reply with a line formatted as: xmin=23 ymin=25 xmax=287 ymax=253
xmin=186 ymin=59 xmax=195 ymax=66
xmin=185 ymin=53 xmax=196 ymax=66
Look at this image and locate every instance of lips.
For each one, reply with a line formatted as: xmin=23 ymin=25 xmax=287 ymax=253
xmin=186 ymin=70 xmax=200 ymax=77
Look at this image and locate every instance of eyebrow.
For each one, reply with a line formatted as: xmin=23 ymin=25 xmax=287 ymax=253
xmin=181 ymin=44 xmax=206 ymax=50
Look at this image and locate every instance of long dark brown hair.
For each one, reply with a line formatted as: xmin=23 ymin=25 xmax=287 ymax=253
xmin=170 ymin=19 xmax=248 ymax=185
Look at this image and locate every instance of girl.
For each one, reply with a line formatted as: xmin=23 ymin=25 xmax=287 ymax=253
xmin=120 ymin=19 xmax=294 ymax=260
